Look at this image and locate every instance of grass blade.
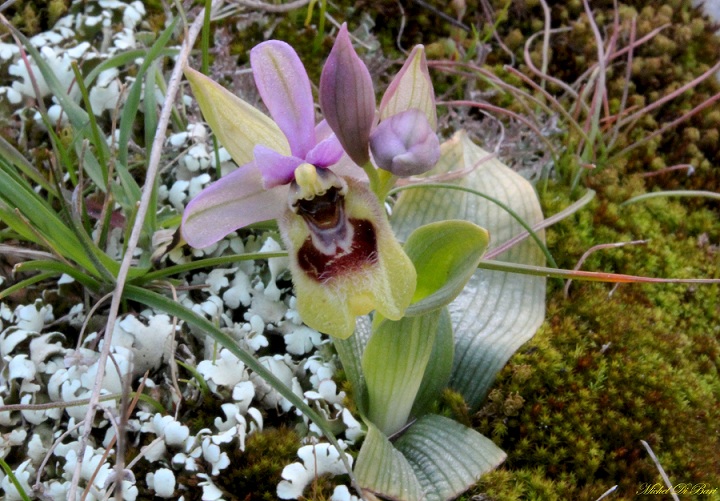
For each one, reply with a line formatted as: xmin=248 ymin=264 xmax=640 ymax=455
xmin=477 ymin=259 xmax=720 ymax=284
xmin=123 ymin=285 xmax=357 ymax=483
xmin=621 ymin=190 xmax=720 ymax=206
xmin=117 ymin=17 xmax=179 ymax=172
xmin=0 ymin=135 xmax=55 ymax=195
xmin=0 ymin=272 xmax=57 ymax=301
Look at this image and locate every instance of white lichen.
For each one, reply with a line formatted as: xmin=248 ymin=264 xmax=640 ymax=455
xmin=276 ymin=442 xmax=354 ymax=500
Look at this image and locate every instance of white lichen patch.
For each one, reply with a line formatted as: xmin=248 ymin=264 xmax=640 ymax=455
xmin=109 ymin=313 xmax=176 ymax=375
xmin=276 ymin=442 xmax=354 ymax=500
xmin=0 ymin=1 xmax=365 ymax=498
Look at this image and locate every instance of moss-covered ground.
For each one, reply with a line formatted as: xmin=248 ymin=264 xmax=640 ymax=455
xmin=470 ymin=181 xmax=720 ymax=500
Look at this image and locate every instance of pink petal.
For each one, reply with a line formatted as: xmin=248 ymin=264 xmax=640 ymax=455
xmin=319 ymin=23 xmax=376 ymax=166
xmin=329 ymin=155 xmax=370 ymax=182
xmin=315 ymin=119 xmax=333 ymax=142
xmin=253 ymin=145 xmax=305 ymax=188
xmin=305 ymin=133 xmax=344 ymax=168
xmin=182 ymin=163 xmax=287 ymax=248
xmin=251 ymin=41 xmax=316 ymax=158
xmin=315 ymin=121 xmax=366 ymax=179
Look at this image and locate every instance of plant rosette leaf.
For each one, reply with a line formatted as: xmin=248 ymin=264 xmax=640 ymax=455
xmin=354 ymin=422 xmax=423 ymax=500
xmin=362 ymin=310 xmax=442 ymax=436
xmin=361 ymin=216 xmax=489 ymax=435
xmin=393 ymin=414 xmax=506 ymax=501
xmin=332 ymin=316 xmax=372 ymax=414
xmin=333 ymin=219 xmax=487 ymax=421
xmin=403 ymin=219 xmax=489 ymax=316
xmin=410 ymin=307 xmax=454 ymax=418
xmin=334 ymin=303 xmax=455 ymax=435
xmin=391 ymin=130 xmax=547 ymax=409
xmin=354 ymin=415 xmax=506 ymax=501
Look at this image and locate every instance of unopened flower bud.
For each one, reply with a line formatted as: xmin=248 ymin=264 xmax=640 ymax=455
xmin=369 ymin=109 xmax=440 ymax=176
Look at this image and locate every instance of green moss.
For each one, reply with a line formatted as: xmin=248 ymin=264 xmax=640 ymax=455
xmin=216 ymin=427 xmax=301 ymax=500
xmin=470 ymin=467 xmax=577 ymax=500
xmin=47 ymin=0 xmax=68 ymax=26
xmin=474 ymin=285 xmax=720 ymax=497
xmin=20 ymin=4 xmax=41 ymax=35
xmin=438 ymin=387 xmax=473 ymax=427
xmin=4 ymin=0 xmax=70 ymax=35
xmin=471 ymin=175 xmax=720 ymax=499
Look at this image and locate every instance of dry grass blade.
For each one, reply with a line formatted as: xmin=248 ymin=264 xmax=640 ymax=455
xmin=440 ymin=99 xmax=558 ymax=157
xmin=594 ymin=485 xmax=618 ymax=501
xmin=617 ymin=59 xmax=720 ymax=129
xmin=485 ymin=189 xmax=596 ymax=260
xmin=564 ymin=240 xmax=648 ymax=298
xmin=67 ymin=5 xmax=213 ymax=499
xmin=232 ymin=0 xmax=310 ymax=13
xmin=639 ymin=163 xmax=695 ymax=178
xmin=641 ymin=440 xmax=680 ymax=501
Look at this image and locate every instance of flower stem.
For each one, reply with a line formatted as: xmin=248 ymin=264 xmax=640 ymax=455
xmin=362 ymin=162 xmax=398 ymax=203
xmin=375 ymin=169 xmax=398 ymax=202
xmin=362 ymin=161 xmax=380 ymax=195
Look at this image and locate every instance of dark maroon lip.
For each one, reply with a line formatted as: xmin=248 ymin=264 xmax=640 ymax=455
xmin=297 ymin=218 xmax=378 ymax=283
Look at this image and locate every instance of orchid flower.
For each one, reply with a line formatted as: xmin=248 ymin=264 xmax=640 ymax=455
xmin=181 ymin=40 xmax=417 ymax=339
xmin=320 ymin=23 xmax=440 ymax=180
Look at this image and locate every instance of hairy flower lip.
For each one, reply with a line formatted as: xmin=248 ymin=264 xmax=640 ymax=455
xmin=281 ymin=174 xmax=416 ymax=338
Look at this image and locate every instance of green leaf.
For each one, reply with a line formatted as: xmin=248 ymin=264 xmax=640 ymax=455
xmin=71 ymin=61 xmax=108 ymax=186
xmin=0 ymin=134 xmax=55 ymax=194
xmin=403 ymin=220 xmax=489 ymax=316
xmin=9 ymin=30 xmax=90 ymax=128
xmin=143 ymin=62 xmax=160 ymax=236
xmin=332 ymin=317 xmax=371 ymax=414
xmin=117 ymin=17 xmax=178 ymax=171
xmin=0 ymin=204 xmax=39 ymax=243
xmin=84 ymin=48 xmax=179 ymax=89
xmin=354 ymin=423 xmax=423 ymax=501
xmin=13 ymin=261 xmax=101 ymax=291
xmin=335 ymin=310 xmax=454 ymax=427
xmin=410 ymin=307 xmax=453 ymax=418
xmin=0 ymin=163 xmax=99 ymax=274
xmin=9 ymin=28 xmax=109 ymax=188
xmin=394 ymin=414 xmax=506 ymax=501
xmin=78 ymin=146 xmax=108 ymax=190
xmin=137 ymin=251 xmax=287 ymax=284
xmin=0 ymin=457 xmax=31 ymax=501
xmin=391 ymin=130 xmax=546 ymax=409
xmin=0 ymin=272 xmax=57 ymax=301
xmin=362 ymin=311 xmax=440 ymax=435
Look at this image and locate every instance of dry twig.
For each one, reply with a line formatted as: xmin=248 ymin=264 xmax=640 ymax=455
xmin=67 ymin=4 xmax=215 ymax=498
